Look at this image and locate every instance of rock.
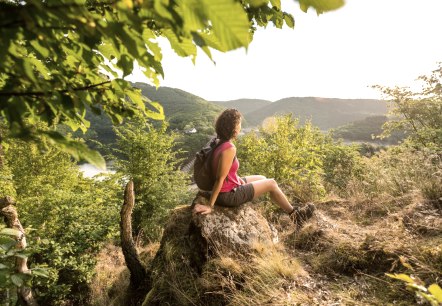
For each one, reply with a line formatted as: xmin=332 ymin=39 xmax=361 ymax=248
xmin=144 ymin=198 xmax=279 ymax=305
xmin=192 ymin=195 xmax=278 ymax=255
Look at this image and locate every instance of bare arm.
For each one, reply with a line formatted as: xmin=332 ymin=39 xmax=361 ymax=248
xmin=194 ymin=146 xmax=236 ymax=215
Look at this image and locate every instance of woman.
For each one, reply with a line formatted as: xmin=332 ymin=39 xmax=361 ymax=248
xmin=193 ymin=109 xmax=315 ymax=228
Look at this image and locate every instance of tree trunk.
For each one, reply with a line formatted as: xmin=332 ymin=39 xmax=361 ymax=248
xmin=0 ymin=130 xmax=4 ymax=169
xmin=0 ymin=196 xmax=38 ymax=306
xmin=120 ymin=180 xmax=150 ymax=299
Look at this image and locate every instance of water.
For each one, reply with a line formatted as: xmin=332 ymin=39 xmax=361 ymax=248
xmin=78 ymin=163 xmax=115 ymax=178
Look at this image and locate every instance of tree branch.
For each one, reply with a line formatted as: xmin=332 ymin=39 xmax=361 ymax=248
xmin=0 ymin=80 xmax=112 ymax=97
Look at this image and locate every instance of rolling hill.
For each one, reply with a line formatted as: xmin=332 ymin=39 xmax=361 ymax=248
xmin=243 ymin=97 xmax=388 ymax=130
xmin=332 ymin=115 xmax=405 ymax=144
xmin=211 ymin=98 xmax=272 ymax=115
xmin=76 ymin=84 xmax=391 ymax=158
xmin=133 ymin=82 xmax=223 ymax=131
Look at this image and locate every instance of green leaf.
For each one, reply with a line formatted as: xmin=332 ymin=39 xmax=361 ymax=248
xmin=163 ymin=29 xmax=197 ymax=60
xmin=30 ymin=40 xmax=50 ymax=58
xmin=0 ymin=270 xmax=8 ymax=286
xmin=248 ymin=0 xmax=268 ymax=7
xmin=428 ymin=284 xmax=442 ymax=302
xmin=41 ymin=131 xmax=106 ymax=169
xmin=10 ymin=274 xmax=23 ymax=287
xmin=145 ymin=101 xmax=165 ymax=120
xmin=126 ymin=90 xmax=147 ymax=111
xmin=31 ymin=268 xmax=50 ymax=278
xmin=154 ymin=0 xmax=174 ymax=20
xmin=270 ymin=0 xmax=281 ymax=9
xmin=0 ymin=228 xmax=21 ymax=237
xmin=298 ymin=0 xmax=344 ymax=14
xmin=201 ymin=0 xmax=251 ymax=51
xmin=407 ymin=283 xmax=428 ymax=292
xmin=0 ymin=264 xmax=8 ymax=269
xmin=283 ymin=13 xmax=295 ymax=28
xmin=0 ymin=236 xmax=17 ymax=251
xmin=23 ymin=58 xmax=37 ymax=83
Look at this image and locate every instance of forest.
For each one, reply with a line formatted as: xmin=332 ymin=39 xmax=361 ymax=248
xmin=0 ymin=0 xmax=441 ymax=305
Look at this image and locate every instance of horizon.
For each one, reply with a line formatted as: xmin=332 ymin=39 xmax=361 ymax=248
xmin=128 ymin=0 xmax=442 ymax=102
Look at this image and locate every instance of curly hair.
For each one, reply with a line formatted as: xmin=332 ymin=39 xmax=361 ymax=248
xmin=215 ymin=108 xmax=242 ymax=141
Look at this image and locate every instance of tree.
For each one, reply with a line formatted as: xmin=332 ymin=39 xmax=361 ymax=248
xmin=0 ymin=0 xmax=344 ymax=167
xmin=2 ymin=130 xmax=122 ymax=304
xmin=113 ymin=119 xmax=190 ymax=241
xmin=374 ymin=63 xmax=442 ymax=150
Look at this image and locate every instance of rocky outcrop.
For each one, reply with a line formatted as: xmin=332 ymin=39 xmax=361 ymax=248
xmin=143 ymin=196 xmax=280 ymax=305
xmin=191 ymin=194 xmax=278 ymax=255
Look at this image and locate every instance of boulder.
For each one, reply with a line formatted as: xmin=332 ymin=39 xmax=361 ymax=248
xmin=144 ymin=196 xmax=279 ymax=305
xmin=192 ymin=195 xmax=278 ymax=255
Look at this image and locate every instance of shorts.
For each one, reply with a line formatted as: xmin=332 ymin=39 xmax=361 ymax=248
xmin=215 ymin=177 xmax=255 ymax=207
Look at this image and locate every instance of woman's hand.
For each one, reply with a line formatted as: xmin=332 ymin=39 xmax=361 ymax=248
xmin=193 ymin=203 xmax=213 ymax=215
xmin=239 ymin=177 xmax=245 ymax=185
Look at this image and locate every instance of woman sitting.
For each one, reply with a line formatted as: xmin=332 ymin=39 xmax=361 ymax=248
xmin=193 ymin=108 xmax=315 ymax=228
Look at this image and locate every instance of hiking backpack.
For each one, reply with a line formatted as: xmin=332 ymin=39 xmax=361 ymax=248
xmin=193 ymin=138 xmax=223 ymax=191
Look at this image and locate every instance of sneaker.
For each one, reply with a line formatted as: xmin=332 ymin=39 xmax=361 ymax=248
xmin=289 ymin=203 xmax=315 ymax=229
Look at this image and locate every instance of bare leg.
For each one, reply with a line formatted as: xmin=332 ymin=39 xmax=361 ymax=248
xmin=250 ymin=179 xmax=293 ymax=213
xmin=243 ymin=175 xmax=266 ymax=183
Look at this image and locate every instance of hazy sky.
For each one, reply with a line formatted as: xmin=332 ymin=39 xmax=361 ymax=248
xmin=128 ymin=0 xmax=442 ymax=102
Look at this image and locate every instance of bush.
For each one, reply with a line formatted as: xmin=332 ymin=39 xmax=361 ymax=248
xmin=346 ymin=143 xmax=442 ymax=201
xmin=322 ymin=142 xmax=364 ymax=193
xmin=237 ymin=115 xmax=328 ymax=202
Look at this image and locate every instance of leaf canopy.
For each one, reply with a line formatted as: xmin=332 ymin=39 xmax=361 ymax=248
xmin=0 ymin=0 xmax=344 ymax=167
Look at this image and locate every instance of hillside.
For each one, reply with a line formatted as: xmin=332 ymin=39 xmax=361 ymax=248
xmin=133 ymin=82 xmax=223 ymax=131
xmin=75 ymin=83 xmax=223 ymax=158
xmin=211 ymin=98 xmax=272 ymax=115
xmin=244 ymin=97 xmax=387 ymax=130
xmin=332 ymin=115 xmax=405 ymax=144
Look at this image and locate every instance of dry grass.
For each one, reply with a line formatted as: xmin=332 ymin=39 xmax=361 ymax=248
xmin=88 ymin=244 xmax=128 ymax=306
xmin=88 ymin=242 xmax=160 ymax=306
xmin=200 ymin=243 xmax=305 ymax=306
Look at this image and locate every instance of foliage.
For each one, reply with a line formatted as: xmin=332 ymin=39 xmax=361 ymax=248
xmin=322 ymin=141 xmax=364 ymax=192
xmin=0 ymin=228 xmax=49 ymax=306
xmin=374 ymin=63 xmax=442 ymax=150
xmin=0 ymin=0 xmax=344 ymax=165
xmin=345 ymin=143 xmax=442 ymax=203
xmin=0 ymin=227 xmax=49 ymax=298
xmin=237 ymin=115 xmax=328 ymax=202
xmin=386 ymin=273 xmax=442 ymax=306
xmin=2 ymin=131 xmax=122 ymax=304
xmin=113 ymin=119 xmax=191 ymax=241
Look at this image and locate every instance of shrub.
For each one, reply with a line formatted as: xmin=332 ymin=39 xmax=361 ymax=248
xmin=237 ymin=115 xmax=327 ymax=202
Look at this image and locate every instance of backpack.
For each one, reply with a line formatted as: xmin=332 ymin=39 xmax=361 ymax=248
xmin=193 ymin=138 xmax=224 ymax=191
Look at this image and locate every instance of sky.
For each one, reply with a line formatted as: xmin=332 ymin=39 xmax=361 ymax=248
xmin=127 ymin=0 xmax=442 ymax=102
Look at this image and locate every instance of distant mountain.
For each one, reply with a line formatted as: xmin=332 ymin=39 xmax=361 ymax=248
xmin=133 ymin=82 xmax=223 ymax=131
xmin=244 ymin=97 xmax=387 ymax=130
xmin=211 ymin=99 xmax=272 ymax=115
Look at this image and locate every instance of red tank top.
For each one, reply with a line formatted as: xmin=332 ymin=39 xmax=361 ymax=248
xmin=212 ymin=141 xmax=241 ymax=192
